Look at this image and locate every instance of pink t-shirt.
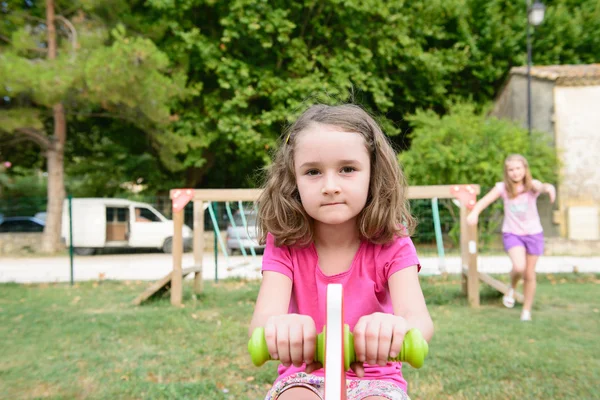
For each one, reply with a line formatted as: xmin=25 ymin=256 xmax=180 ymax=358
xmin=496 ymin=180 xmax=543 ymax=235
xmin=261 ymin=232 xmax=421 ymax=391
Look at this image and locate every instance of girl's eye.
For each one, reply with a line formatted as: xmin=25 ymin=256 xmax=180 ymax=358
xmin=306 ymin=169 xmax=320 ymax=176
xmin=341 ymin=166 xmax=356 ymax=174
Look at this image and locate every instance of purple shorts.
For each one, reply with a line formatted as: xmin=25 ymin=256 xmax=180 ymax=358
xmin=502 ymin=232 xmax=545 ymax=255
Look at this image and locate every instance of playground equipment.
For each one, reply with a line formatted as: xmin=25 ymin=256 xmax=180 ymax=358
xmin=248 ymin=325 xmax=428 ymax=370
xmin=248 ymin=284 xmax=428 ymax=398
xmin=207 ymin=200 xmax=261 ymax=274
xmin=132 ymin=189 xmax=262 ymax=305
xmin=431 ymin=197 xmax=446 ymax=273
xmin=133 ymin=185 xmax=524 ymax=307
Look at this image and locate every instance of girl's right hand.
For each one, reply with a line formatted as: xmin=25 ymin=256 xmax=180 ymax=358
xmin=466 ymin=212 xmax=478 ymax=226
xmin=264 ymin=314 xmax=320 ymax=371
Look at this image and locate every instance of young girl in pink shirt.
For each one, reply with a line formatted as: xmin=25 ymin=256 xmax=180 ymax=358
xmin=249 ymin=104 xmax=434 ymax=400
xmin=467 ymin=154 xmax=556 ymax=321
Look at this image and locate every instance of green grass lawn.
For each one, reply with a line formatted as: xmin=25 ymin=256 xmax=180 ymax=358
xmin=1 ymin=274 xmax=599 ymax=400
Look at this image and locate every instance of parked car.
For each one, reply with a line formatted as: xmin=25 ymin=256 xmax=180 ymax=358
xmin=34 ymin=212 xmax=47 ymax=222
xmin=226 ymin=210 xmax=264 ymax=255
xmin=0 ymin=217 xmax=45 ymax=233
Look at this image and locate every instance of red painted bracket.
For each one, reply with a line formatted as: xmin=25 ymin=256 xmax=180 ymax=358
xmin=170 ymin=188 xmax=194 ymax=212
xmin=451 ymin=185 xmax=477 ymax=209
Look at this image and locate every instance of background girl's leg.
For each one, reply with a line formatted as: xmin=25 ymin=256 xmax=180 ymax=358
xmin=523 ymin=254 xmax=539 ymax=312
xmin=507 ymin=246 xmax=526 ymax=289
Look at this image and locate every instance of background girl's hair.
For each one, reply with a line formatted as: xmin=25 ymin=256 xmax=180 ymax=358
xmin=257 ymin=103 xmax=416 ymax=247
xmin=504 ymin=154 xmax=533 ymax=198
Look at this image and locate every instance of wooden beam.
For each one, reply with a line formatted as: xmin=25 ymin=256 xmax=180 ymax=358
xmin=132 ymin=271 xmax=174 ymax=306
xmin=478 ymin=272 xmax=525 ymax=303
xmin=459 ymin=205 xmax=469 ymax=297
xmin=193 ymin=189 xmax=262 ymax=202
xmin=171 ymin=209 xmax=184 ymax=306
xmin=193 ymin=200 xmax=204 ymax=294
xmin=466 ymin=222 xmax=480 ymax=307
xmin=407 ymin=185 xmax=480 ymax=199
xmin=132 ymin=266 xmax=203 ymax=305
xmin=189 ymin=185 xmax=480 ymax=202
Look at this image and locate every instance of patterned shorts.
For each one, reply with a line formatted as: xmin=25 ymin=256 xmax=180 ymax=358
xmin=265 ymin=372 xmax=411 ymax=400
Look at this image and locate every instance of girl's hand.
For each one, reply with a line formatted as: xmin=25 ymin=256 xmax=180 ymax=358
xmin=263 ymin=314 xmax=321 ymax=372
xmin=351 ymin=313 xmax=408 ymax=377
xmin=466 ymin=212 xmax=478 ymax=226
xmin=547 ymin=184 xmax=556 ymax=203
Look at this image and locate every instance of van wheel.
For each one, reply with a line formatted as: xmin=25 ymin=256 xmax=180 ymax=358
xmin=162 ymin=237 xmax=173 ymax=254
xmin=74 ymin=248 xmax=95 ymax=256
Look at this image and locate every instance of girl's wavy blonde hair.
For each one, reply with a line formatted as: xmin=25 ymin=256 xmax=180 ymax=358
xmin=504 ymin=154 xmax=534 ymax=199
xmin=257 ymin=104 xmax=415 ymax=247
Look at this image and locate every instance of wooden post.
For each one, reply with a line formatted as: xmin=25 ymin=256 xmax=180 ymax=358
xmin=466 ymin=222 xmax=480 ymax=307
xmin=459 ymin=205 xmax=468 ymax=296
xmin=193 ymin=200 xmax=204 ymax=294
xmin=171 ymin=209 xmax=184 ymax=306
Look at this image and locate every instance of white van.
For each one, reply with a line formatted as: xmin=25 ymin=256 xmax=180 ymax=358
xmin=61 ymin=198 xmax=192 ymax=255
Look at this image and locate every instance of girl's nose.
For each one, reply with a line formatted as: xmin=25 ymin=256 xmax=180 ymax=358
xmin=321 ymin=174 xmax=341 ymax=195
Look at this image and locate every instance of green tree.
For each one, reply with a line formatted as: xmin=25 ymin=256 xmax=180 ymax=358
xmin=65 ymin=117 xmax=183 ymax=197
xmin=0 ymin=0 xmax=187 ymax=252
xmin=140 ymin=0 xmax=598 ymax=189
xmin=3 ymin=0 xmax=598 ymax=200
xmin=140 ymin=0 xmax=480 ymax=188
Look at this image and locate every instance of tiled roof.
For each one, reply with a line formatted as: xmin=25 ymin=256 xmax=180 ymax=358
xmin=510 ymin=64 xmax=600 ymax=86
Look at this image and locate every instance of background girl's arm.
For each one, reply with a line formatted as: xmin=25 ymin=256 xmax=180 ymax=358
xmin=466 ymin=186 xmax=502 ymax=225
xmin=532 ymin=180 xmax=556 ymax=203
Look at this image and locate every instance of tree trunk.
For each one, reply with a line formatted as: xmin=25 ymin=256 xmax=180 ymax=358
xmin=41 ymin=105 xmax=66 ymax=253
xmin=41 ymin=0 xmax=67 ymax=253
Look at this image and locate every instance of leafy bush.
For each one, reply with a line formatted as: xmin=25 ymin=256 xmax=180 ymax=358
xmin=399 ymin=102 xmax=559 ymax=248
xmin=0 ymin=166 xmax=47 ymax=217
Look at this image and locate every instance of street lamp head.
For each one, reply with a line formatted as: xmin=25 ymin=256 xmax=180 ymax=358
xmin=529 ymin=0 xmax=546 ymax=26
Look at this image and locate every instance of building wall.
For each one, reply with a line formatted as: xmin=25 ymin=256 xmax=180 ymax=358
xmin=554 ymin=85 xmax=600 ymax=200
xmin=491 ymin=75 xmax=556 ymax=144
xmin=554 ymin=85 xmax=600 ymax=239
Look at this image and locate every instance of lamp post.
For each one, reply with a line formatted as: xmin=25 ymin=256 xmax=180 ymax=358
xmin=527 ymin=0 xmax=546 ymax=135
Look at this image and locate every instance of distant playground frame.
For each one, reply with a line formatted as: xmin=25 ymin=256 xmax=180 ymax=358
xmin=133 ymin=185 xmax=523 ymax=307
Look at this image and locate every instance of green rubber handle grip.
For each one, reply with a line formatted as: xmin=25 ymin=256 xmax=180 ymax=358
xmin=248 ymin=325 xmax=428 ymax=370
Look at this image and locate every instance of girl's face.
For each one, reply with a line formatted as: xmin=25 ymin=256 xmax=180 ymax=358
xmin=293 ymin=123 xmax=371 ymax=228
xmin=505 ymin=160 xmax=526 ymax=184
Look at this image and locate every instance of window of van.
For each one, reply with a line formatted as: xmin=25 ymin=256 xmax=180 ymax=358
xmin=107 ymin=207 xmax=128 ymax=222
xmin=135 ymin=207 xmax=161 ymax=222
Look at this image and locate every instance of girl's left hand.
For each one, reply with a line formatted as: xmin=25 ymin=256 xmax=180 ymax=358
xmin=548 ymin=184 xmax=556 ymax=203
xmin=351 ymin=312 xmax=408 ymax=377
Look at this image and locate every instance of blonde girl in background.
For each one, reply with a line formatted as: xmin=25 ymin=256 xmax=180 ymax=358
xmin=249 ymin=104 xmax=434 ymax=400
xmin=467 ymin=154 xmax=556 ymax=321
